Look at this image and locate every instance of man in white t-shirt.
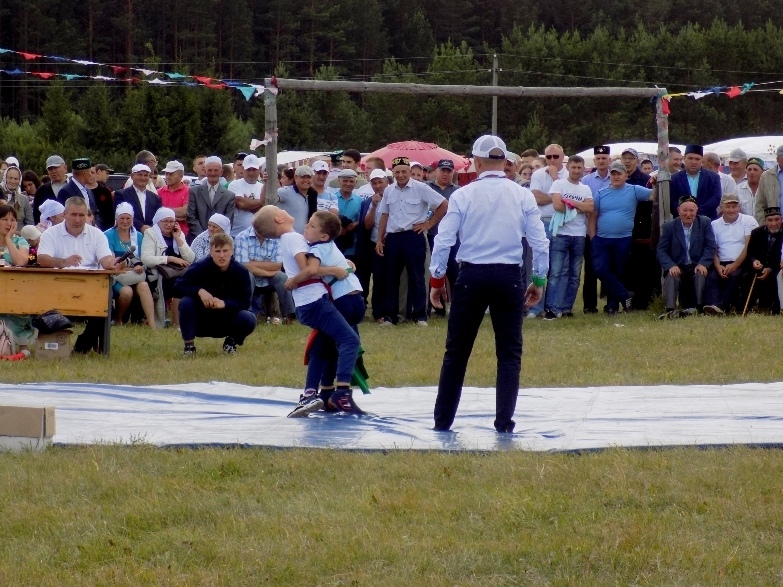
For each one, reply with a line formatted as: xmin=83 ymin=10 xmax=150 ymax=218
xmin=37 ymin=195 xmax=122 ymax=353
xmin=703 ymin=193 xmax=759 ymax=314
xmin=226 ymin=154 xmax=264 ymax=237
xmin=542 ymin=155 xmax=594 ymax=319
xmin=527 ymin=143 xmax=567 ymax=317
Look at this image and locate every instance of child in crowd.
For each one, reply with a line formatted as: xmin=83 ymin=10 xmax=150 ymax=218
xmin=286 ymin=211 xmax=365 ymax=416
xmin=253 ymin=206 xmax=362 ymax=416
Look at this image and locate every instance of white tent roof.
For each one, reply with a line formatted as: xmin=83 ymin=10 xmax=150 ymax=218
xmin=574 ymin=142 xmax=686 ymax=168
xmin=258 ymin=150 xmax=328 ymax=168
xmin=702 ymin=136 xmax=783 ymax=162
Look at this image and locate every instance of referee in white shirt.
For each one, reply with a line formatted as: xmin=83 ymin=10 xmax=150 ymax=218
xmin=429 ymin=135 xmax=550 ymax=433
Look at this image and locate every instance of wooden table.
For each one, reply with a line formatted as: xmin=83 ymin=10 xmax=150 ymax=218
xmin=0 ymin=267 xmax=117 ymax=356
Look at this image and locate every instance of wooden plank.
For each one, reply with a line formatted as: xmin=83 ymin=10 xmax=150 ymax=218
xmin=270 ymin=78 xmax=664 ymax=99
xmin=0 ymin=270 xmax=111 ymax=317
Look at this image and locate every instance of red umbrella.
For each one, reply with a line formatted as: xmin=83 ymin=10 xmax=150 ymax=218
xmin=361 ymin=141 xmax=470 ymax=172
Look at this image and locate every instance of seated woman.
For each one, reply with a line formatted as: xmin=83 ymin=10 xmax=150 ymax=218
xmin=191 ymin=213 xmax=232 ymax=261
xmin=37 ymin=200 xmax=65 ymax=232
xmin=1 ymin=167 xmax=34 ymax=230
xmin=141 ymin=207 xmax=195 ymax=328
xmin=104 ymin=203 xmax=156 ymax=328
xmin=0 ymin=204 xmax=34 ymax=355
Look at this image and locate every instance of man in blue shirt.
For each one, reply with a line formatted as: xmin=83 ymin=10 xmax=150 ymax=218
xmin=333 ymin=169 xmax=363 ymax=258
xmin=589 ymin=161 xmax=655 ymax=315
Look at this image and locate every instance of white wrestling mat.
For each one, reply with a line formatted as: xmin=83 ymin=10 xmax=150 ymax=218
xmin=1 ymin=382 xmax=781 ymax=451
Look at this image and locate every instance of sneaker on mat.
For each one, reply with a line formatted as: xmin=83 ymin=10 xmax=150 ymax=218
xmin=328 ymin=388 xmax=365 ymax=414
xmin=288 ymin=389 xmax=324 ymax=418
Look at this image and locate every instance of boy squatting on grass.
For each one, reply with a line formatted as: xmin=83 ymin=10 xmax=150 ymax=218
xmin=285 ymin=211 xmax=366 ymax=417
xmin=253 ymin=206 xmax=363 ymax=416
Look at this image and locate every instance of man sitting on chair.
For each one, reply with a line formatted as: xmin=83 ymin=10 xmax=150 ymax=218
xmin=656 ymin=196 xmax=716 ymax=318
xmin=174 ymin=233 xmax=256 ymax=356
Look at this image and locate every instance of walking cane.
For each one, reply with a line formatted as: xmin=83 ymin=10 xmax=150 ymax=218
xmin=742 ymin=273 xmax=758 ymax=317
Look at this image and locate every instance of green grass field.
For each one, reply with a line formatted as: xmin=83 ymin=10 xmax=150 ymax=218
xmin=3 ymin=309 xmax=783 ymax=585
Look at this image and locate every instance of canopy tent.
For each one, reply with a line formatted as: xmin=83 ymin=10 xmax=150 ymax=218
xmin=360 ymin=141 xmax=471 ymax=173
xmin=575 ymin=142 xmax=686 ymax=169
xmin=702 ymin=136 xmax=783 ymax=164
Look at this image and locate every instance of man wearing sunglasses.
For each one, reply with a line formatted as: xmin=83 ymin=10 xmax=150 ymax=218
xmin=527 ymin=144 xmax=565 ymax=317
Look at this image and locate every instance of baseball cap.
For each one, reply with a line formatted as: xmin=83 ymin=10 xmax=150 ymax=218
xmin=727 ymin=148 xmax=747 ymax=163
xmin=436 ymin=159 xmax=455 ymax=170
xmin=311 ymin=160 xmax=330 ymax=173
xmin=472 ymin=135 xmax=508 ymax=159
xmin=337 ymin=168 xmax=358 ymax=178
xmin=20 ymin=225 xmax=41 ymax=241
xmin=5 ymin=156 xmax=19 ymax=168
xmin=720 ymin=193 xmax=740 ymax=204
xmin=505 ymin=151 xmax=517 ymax=163
xmin=46 ymin=155 xmax=65 ymax=168
xmin=95 ymin=164 xmax=114 ymax=173
xmin=369 ymin=169 xmax=387 ymax=180
xmin=410 ymin=161 xmax=424 ymax=170
xmin=242 ymin=154 xmax=260 ymax=169
xmin=132 ymin=163 xmax=152 ymax=174
xmin=295 ymin=165 xmax=314 ymax=177
xmin=621 ymin=148 xmax=639 ymax=158
xmin=609 ymin=161 xmax=626 ymax=173
xmin=162 ymin=160 xmax=185 ymax=173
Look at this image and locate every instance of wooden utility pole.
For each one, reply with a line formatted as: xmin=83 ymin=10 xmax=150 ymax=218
xmin=264 ymin=84 xmax=278 ymax=201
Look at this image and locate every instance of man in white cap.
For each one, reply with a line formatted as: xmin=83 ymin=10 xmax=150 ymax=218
xmin=227 ymin=154 xmax=264 ymax=237
xmin=429 ymin=134 xmax=549 ymax=433
xmin=32 ymin=155 xmax=68 ymax=224
xmin=311 ymin=160 xmax=332 ymax=197
xmin=114 ymin=163 xmax=163 ymax=232
xmin=334 ymin=168 xmax=363 ymax=257
xmin=187 ymin=156 xmax=235 ymax=236
xmin=158 ymin=160 xmax=190 ymax=240
xmin=409 ymin=162 xmax=425 ymax=182
xmin=727 ymin=148 xmax=747 ymax=187
xmin=360 ymin=168 xmax=391 ymax=320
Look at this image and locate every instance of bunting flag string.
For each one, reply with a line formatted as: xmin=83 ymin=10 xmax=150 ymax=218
xmin=0 ymin=46 xmax=267 ymax=102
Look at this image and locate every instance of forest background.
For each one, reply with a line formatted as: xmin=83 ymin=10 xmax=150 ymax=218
xmin=2 ymin=0 xmax=783 ymax=171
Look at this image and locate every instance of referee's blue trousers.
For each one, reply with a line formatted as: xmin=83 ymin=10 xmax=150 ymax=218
xmin=434 ymin=263 xmax=525 ymax=432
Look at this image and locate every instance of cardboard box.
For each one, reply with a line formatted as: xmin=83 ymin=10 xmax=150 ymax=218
xmin=0 ymin=405 xmax=56 ymax=452
xmin=35 ymin=329 xmax=72 ymax=360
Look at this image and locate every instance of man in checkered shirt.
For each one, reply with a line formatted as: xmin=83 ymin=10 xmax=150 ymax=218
xmin=234 ymin=223 xmax=296 ymax=323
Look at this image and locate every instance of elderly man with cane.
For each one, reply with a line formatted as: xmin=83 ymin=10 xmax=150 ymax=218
xmin=429 ymin=135 xmax=549 ymax=434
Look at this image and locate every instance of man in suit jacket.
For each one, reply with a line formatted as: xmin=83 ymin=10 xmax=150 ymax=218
xmin=113 ymin=163 xmax=162 ymax=232
xmin=746 ymin=206 xmax=783 ymax=313
xmin=32 ymin=155 xmax=69 ymax=224
xmin=187 ymin=156 xmax=235 ymax=236
xmin=656 ymin=195 xmax=716 ymax=318
xmin=55 ymin=157 xmax=101 ymax=227
xmin=669 ymin=144 xmax=722 ymax=221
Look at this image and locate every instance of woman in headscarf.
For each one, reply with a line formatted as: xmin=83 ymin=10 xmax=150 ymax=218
xmin=37 ymin=200 xmax=65 ymax=232
xmin=104 ymin=202 xmax=156 ymax=328
xmin=0 ymin=167 xmax=34 ymax=231
xmin=141 ymin=207 xmax=195 ymax=328
xmin=0 ymin=204 xmax=34 ymax=355
xmin=190 ymin=213 xmax=232 ymax=261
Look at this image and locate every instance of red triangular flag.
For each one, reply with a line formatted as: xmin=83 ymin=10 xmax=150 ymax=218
xmin=110 ymin=65 xmax=128 ymax=75
xmin=194 ymin=76 xmax=212 ymax=84
xmin=205 ymin=82 xmax=226 ymax=90
xmin=30 ymin=72 xmax=55 ymax=79
xmin=19 ymin=52 xmax=41 ymax=60
xmin=661 ymin=98 xmax=670 ymax=115
xmin=726 ymin=86 xmax=742 ymax=99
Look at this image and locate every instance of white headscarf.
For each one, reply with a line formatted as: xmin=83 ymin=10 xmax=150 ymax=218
xmin=152 ymin=207 xmax=179 ymax=254
xmin=208 ymin=213 xmax=231 ymax=235
xmin=39 ymin=200 xmax=65 ymax=228
xmin=114 ymin=202 xmax=138 ymax=246
xmin=1 ymin=167 xmax=23 ymax=204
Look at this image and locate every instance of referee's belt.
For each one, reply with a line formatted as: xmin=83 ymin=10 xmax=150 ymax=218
xmin=459 ymin=262 xmax=521 ymax=269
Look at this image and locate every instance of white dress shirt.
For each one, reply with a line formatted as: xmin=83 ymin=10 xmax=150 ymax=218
xmin=38 ymin=221 xmax=113 ymax=268
xmin=378 ymin=179 xmax=445 ymax=234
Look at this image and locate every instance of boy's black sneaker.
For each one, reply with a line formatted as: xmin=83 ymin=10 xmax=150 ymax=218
xmin=328 ymin=387 xmax=365 ymax=414
xmin=223 ymin=337 xmax=238 ymax=354
xmin=183 ymin=343 xmax=196 ymax=357
xmin=288 ymin=389 xmax=324 ymax=418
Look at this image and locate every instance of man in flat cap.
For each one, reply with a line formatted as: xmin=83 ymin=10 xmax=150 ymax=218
xmin=56 ymin=157 xmax=101 ymax=227
xmin=754 ymin=145 xmax=783 ymax=225
xmin=376 ymin=156 xmax=447 ymax=326
xmin=33 ymin=155 xmax=68 ymax=224
xmin=580 ymin=145 xmax=612 ymax=313
xmin=736 ymin=157 xmax=764 ymax=219
xmin=669 ymin=144 xmax=722 ymax=220
xmin=703 ymin=193 xmax=758 ymax=315
xmin=743 ymin=206 xmax=783 ymax=313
